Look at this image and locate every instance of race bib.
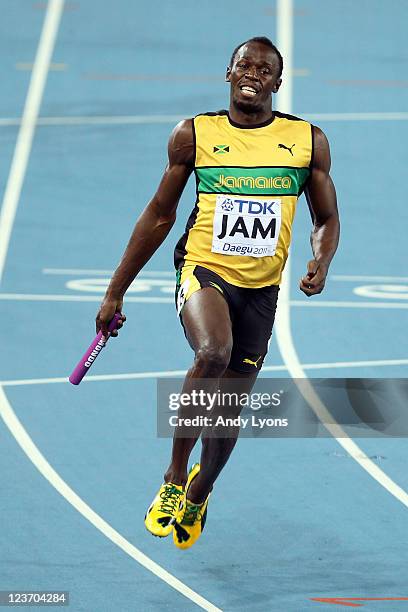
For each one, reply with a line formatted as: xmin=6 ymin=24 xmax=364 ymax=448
xmin=211 ymin=195 xmax=282 ymax=257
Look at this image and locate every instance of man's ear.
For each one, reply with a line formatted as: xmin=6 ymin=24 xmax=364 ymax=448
xmin=225 ymin=66 xmax=231 ymax=82
xmin=272 ymin=78 xmax=282 ymax=93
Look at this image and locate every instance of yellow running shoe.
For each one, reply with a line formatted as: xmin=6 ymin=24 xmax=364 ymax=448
xmin=144 ymin=482 xmax=184 ymax=537
xmin=173 ymin=463 xmax=210 ymax=550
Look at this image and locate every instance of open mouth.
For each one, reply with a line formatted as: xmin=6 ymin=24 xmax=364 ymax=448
xmin=239 ymin=85 xmax=259 ymax=98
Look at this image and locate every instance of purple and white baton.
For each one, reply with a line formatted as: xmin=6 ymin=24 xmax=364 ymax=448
xmin=69 ymin=313 xmax=121 ymax=385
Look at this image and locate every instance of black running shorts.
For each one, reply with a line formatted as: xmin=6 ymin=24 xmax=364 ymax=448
xmin=175 ymin=264 xmax=279 ymax=373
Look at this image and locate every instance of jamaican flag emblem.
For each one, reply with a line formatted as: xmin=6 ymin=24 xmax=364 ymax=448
xmin=213 ymin=144 xmax=230 ymax=154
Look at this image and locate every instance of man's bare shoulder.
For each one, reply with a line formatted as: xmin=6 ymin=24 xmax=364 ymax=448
xmin=311 ymin=124 xmax=331 ymax=171
xmin=168 ymin=118 xmax=194 ymax=167
xmin=312 ymin=124 xmax=329 ymax=149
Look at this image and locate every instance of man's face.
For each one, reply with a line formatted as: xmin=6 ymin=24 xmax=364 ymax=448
xmin=226 ymin=42 xmax=282 ymax=114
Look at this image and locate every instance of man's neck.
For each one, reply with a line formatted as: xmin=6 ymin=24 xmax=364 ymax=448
xmin=228 ymin=104 xmax=274 ymax=126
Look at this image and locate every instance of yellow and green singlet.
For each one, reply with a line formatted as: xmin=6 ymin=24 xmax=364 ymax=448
xmin=174 ymin=110 xmax=313 ymax=288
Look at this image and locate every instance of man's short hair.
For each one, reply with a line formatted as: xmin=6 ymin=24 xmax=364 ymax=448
xmin=229 ymin=36 xmax=283 ymax=78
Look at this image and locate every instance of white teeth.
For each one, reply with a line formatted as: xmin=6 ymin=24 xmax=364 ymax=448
xmin=240 ymin=86 xmax=257 ymax=96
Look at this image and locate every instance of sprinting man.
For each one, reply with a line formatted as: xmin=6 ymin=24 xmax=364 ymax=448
xmin=96 ymin=36 xmax=340 ymax=549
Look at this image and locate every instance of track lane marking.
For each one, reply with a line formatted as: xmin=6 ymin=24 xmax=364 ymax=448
xmin=42 ymin=268 xmax=175 ymax=276
xmin=0 ymin=0 xmax=65 ymax=284
xmin=0 ymin=2 xmax=221 ymax=609
xmin=2 ymin=293 xmax=408 ymax=308
xmin=2 ymin=358 xmax=408 ymax=387
xmin=332 ymin=275 xmax=408 ymax=282
xmin=0 ymin=388 xmax=221 ymax=611
xmin=275 ymin=0 xmax=408 ymax=510
xmin=1 ymin=112 xmax=408 ymax=128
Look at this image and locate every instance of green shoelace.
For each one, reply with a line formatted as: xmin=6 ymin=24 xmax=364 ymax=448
xmin=159 ymin=484 xmax=183 ymax=515
xmin=181 ymin=501 xmax=203 ymax=526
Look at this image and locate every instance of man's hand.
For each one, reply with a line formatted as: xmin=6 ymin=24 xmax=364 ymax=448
xmin=96 ymin=296 xmax=126 ymax=339
xmin=299 ymin=259 xmax=328 ymax=297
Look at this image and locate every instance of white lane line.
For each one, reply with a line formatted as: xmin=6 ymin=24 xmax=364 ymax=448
xmin=331 ymin=275 xmax=408 ymax=282
xmin=290 ymin=300 xmax=408 ymax=309
xmin=0 ymin=293 xmax=174 ymax=303
xmin=1 ymin=358 xmax=408 ymax=388
xmin=0 ymin=387 xmax=221 ymax=612
xmin=353 ymin=285 xmax=408 ymax=300
xmin=43 ymin=267 xmax=118 ymax=275
xmin=304 ymin=112 xmax=408 ymax=121
xmin=0 ymin=370 xmax=188 ymax=387
xmin=275 ymin=0 xmax=408 ymax=509
xmin=0 ymin=0 xmax=65 ymax=285
xmin=0 ymin=3 xmax=221 ymax=609
xmin=0 ymin=115 xmax=186 ymax=127
xmin=42 ymin=268 xmax=175 ymax=276
xmin=1 ymin=112 xmax=408 ymax=128
xmin=2 ymin=293 xmax=408 ymax=309
xmin=276 ymin=0 xmax=293 ymax=113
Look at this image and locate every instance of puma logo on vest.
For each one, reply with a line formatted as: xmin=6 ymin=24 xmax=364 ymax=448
xmin=278 ymin=143 xmax=295 ymax=156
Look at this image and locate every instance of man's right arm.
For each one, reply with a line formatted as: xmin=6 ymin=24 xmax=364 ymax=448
xmin=96 ymin=119 xmax=194 ymax=336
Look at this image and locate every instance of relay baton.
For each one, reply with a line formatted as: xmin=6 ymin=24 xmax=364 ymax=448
xmin=69 ymin=313 xmax=121 ymax=385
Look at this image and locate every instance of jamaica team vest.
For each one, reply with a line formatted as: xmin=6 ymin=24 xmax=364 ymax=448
xmin=174 ymin=110 xmax=313 ymax=288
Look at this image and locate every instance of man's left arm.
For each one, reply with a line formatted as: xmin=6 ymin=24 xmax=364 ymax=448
xmin=300 ymin=125 xmax=340 ymax=296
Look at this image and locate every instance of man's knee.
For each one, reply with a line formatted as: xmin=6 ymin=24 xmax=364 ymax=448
xmin=194 ymin=344 xmax=231 ymax=377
